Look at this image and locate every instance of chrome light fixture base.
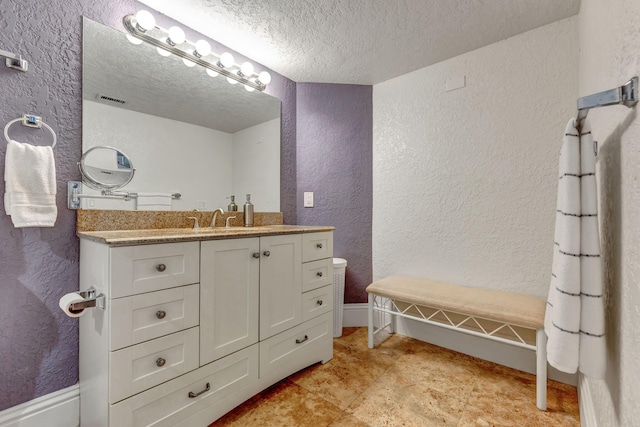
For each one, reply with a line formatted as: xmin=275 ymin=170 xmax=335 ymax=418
xmin=123 ymin=14 xmax=266 ymax=91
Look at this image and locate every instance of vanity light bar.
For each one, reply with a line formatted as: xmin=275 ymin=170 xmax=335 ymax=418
xmin=123 ymin=12 xmax=269 ymax=91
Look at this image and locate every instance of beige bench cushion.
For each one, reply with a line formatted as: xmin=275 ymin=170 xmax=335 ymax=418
xmin=366 ymin=276 xmax=546 ymax=329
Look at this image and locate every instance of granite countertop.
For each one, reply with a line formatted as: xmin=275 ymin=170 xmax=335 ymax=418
xmin=77 ymin=225 xmax=335 ymax=246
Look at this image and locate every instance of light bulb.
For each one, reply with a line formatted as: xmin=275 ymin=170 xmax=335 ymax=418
xmin=219 ymin=52 xmax=234 ymax=68
xmin=195 ymin=40 xmax=211 ymax=57
xmin=156 ymin=46 xmax=171 ymax=57
xmin=258 ymin=71 xmax=272 ymax=85
xmin=167 ymin=26 xmax=186 ymax=45
xmin=244 ymin=84 xmax=255 ymax=92
xmin=183 ymin=58 xmax=196 ymax=67
xmin=126 ymin=34 xmax=143 ymax=45
xmin=206 ymin=69 xmax=219 ymax=77
xmin=227 ymin=76 xmax=238 ymax=85
xmin=240 ymin=62 xmax=254 ymax=76
xmin=135 ymin=10 xmax=156 ymax=31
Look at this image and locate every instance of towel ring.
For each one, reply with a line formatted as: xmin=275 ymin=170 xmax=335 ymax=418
xmin=4 ymin=117 xmax=57 ymax=148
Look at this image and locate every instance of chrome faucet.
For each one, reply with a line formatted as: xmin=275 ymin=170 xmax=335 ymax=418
xmin=209 ymin=208 xmax=224 ymax=228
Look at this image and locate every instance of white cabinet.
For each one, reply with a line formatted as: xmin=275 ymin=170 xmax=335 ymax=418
xmin=110 ymin=242 xmax=200 ymax=298
xmin=110 ymin=327 xmax=200 ymax=404
xmin=80 ymin=229 xmax=333 ymax=427
xmin=200 ymin=238 xmax=260 ymax=365
xmin=259 ymin=234 xmax=302 ymax=340
xmin=110 ymin=345 xmax=259 ymax=427
xmin=80 ymin=239 xmax=202 ymax=427
xmin=110 ymin=284 xmax=200 ymax=351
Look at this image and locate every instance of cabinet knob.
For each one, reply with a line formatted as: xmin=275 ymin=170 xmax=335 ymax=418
xmin=295 ymin=335 xmax=309 ymax=344
xmin=316 ymin=243 xmax=323 ymax=249
xmin=252 ymin=252 xmax=260 ymax=259
xmin=316 ymin=300 xmax=323 ymax=306
xmin=156 ymin=263 xmax=167 ymax=272
xmin=263 ymin=251 xmax=271 ymax=257
xmin=156 ymin=310 xmax=166 ymax=320
xmin=156 ymin=357 xmax=166 ymax=367
xmin=316 ymin=271 xmax=323 ymax=277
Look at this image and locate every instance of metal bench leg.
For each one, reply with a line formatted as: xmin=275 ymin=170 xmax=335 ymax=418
xmin=368 ymin=293 xmax=374 ymax=348
xmin=389 ymin=298 xmax=396 ymax=334
xmin=536 ymin=328 xmax=547 ymax=410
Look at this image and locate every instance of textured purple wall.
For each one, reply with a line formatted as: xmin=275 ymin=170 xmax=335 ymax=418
xmin=0 ymin=0 xmax=296 ymax=410
xmin=296 ymin=83 xmax=373 ymax=303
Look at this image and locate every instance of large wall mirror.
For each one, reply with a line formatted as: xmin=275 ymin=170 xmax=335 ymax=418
xmin=82 ymin=17 xmax=281 ymax=211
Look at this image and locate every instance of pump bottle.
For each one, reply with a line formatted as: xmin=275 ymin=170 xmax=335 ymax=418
xmin=243 ymin=194 xmax=254 ymax=227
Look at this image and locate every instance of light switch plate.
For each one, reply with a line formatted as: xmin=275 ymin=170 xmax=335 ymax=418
xmin=304 ymin=192 xmax=314 ymax=208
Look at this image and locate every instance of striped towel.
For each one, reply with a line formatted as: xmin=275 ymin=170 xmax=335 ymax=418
xmin=544 ymin=118 xmax=605 ymax=378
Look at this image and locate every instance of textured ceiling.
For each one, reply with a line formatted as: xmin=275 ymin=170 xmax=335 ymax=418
xmin=83 ymin=18 xmax=280 ymax=133
xmin=138 ymin=0 xmax=580 ymax=85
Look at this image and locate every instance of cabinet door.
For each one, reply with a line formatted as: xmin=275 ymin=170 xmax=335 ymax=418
xmin=200 ymin=238 xmax=259 ymax=365
xmin=260 ymin=234 xmax=302 ymax=340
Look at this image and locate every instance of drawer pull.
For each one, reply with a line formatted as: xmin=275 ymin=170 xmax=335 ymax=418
xmin=155 ymin=263 xmax=167 ymax=272
xmin=316 ymin=243 xmax=323 ymax=249
xmin=188 ymin=382 xmax=211 ymax=398
xmin=263 ymin=250 xmax=270 ymax=257
xmin=156 ymin=310 xmax=166 ymax=320
xmin=252 ymin=252 xmax=260 ymax=259
xmin=316 ymin=271 xmax=323 ymax=277
xmin=156 ymin=357 xmax=166 ymax=367
xmin=295 ymin=335 xmax=309 ymax=344
xmin=316 ymin=300 xmax=323 ymax=306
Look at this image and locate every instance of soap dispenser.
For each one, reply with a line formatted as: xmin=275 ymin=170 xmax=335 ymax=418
xmin=243 ymin=194 xmax=254 ymax=227
xmin=227 ymin=195 xmax=238 ymax=212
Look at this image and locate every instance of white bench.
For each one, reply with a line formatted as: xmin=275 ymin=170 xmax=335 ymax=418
xmin=366 ymin=276 xmax=548 ymax=410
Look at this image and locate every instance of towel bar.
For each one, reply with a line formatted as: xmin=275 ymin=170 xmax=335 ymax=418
xmin=575 ymin=77 xmax=638 ymax=129
xmin=4 ymin=114 xmax=57 ymax=147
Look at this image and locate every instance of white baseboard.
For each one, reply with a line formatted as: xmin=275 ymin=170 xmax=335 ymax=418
xmin=342 ymin=303 xmax=368 ymax=327
xmin=578 ymin=374 xmax=597 ymax=427
xmin=341 ymin=303 xmax=576 ymax=385
xmin=0 ymin=385 xmax=79 ymax=427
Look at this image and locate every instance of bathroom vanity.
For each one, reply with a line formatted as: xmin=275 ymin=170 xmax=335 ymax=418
xmin=78 ymin=225 xmax=334 ymax=426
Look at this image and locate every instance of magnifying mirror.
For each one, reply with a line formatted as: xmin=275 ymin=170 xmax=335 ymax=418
xmin=78 ymin=146 xmax=135 ymax=190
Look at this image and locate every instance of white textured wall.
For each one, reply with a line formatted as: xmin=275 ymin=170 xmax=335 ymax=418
xmin=373 ymin=17 xmax=579 ymax=298
xmin=232 ymin=118 xmax=280 ymax=211
xmin=83 ymin=101 xmax=233 ymax=210
xmin=578 ymin=1 xmax=640 ymax=426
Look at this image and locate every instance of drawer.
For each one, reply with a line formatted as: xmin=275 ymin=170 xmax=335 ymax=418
xmin=260 ymin=312 xmax=332 ymax=377
xmin=110 ymin=242 xmax=200 ymax=299
xmin=110 ymin=345 xmax=258 ymax=427
xmin=302 ymin=258 xmax=333 ymax=292
xmin=302 ymin=232 xmax=333 ymax=263
xmin=110 ymin=284 xmax=200 ymax=351
xmin=110 ymin=327 xmax=199 ymax=404
xmin=302 ymin=285 xmax=333 ymax=322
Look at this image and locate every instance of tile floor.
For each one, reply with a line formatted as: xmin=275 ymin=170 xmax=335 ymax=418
xmin=210 ymin=327 xmax=579 ymax=426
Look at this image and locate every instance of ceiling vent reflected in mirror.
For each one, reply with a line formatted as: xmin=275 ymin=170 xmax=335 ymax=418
xmin=96 ymin=94 xmax=127 ymax=105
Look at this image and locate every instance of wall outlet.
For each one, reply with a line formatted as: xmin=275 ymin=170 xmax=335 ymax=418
xmin=304 ymin=192 xmax=314 ymax=208
xmin=197 ymin=200 xmax=206 ymax=210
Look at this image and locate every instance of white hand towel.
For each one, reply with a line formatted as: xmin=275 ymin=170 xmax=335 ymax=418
xmin=544 ymin=118 xmax=605 ymax=378
xmin=4 ymin=139 xmax=57 ymax=227
xmin=136 ymin=192 xmax=173 ymax=211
